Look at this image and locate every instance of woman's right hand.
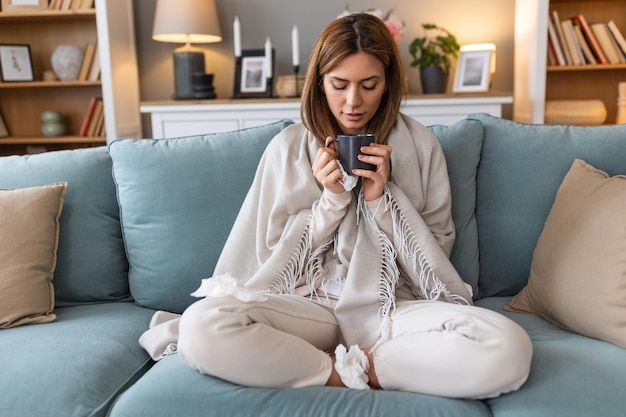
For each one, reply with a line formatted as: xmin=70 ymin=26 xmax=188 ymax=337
xmin=312 ymin=136 xmax=346 ymax=195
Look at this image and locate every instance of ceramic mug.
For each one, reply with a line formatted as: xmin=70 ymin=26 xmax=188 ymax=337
xmin=327 ymin=133 xmax=376 ymax=172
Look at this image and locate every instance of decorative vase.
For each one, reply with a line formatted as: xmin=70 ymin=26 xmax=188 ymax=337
xmin=51 ymin=45 xmax=84 ymax=81
xmin=420 ymin=66 xmax=448 ymax=94
xmin=41 ymin=111 xmax=66 ymax=137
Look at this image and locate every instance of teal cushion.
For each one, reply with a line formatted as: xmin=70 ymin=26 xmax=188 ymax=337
xmin=109 ymin=120 xmax=293 ymax=313
xmin=109 ymin=354 xmax=490 ymax=417
xmin=469 ymin=113 xmax=626 ymax=298
xmin=477 ymin=297 xmax=626 ymax=417
xmin=0 ymin=303 xmax=154 ymax=417
xmin=0 ymin=147 xmax=130 ymax=306
xmin=430 ymin=119 xmax=484 ymax=297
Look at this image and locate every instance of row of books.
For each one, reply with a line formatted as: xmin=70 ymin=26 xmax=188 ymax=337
xmin=547 ymin=12 xmax=626 ymax=66
xmin=77 ymin=42 xmax=100 ymax=82
xmin=78 ymin=97 xmax=105 ymax=137
xmin=49 ymin=0 xmax=94 ymax=10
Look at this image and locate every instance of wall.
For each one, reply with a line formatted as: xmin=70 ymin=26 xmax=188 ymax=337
xmin=134 ymin=0 xmax=515 ymax=134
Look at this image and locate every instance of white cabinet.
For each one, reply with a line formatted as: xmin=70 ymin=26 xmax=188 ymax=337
xmin=141 ymin=94 xmax=512 ymax=139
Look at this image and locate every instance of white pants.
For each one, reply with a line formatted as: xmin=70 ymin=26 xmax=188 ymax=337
xmin=177 ymin=294 xmax=532 ymax=399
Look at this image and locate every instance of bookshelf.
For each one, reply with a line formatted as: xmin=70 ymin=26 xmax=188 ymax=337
xmin=514 ymin=0 xmax=626 ymax=124
xmin=0 ymin=1 xmax=141 ymax=155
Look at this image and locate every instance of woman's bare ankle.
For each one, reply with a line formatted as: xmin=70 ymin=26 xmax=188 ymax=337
xmin=363 ymin=348 xmax=381 ymax=389
xmin=325 ymin=353 xmax=347 ymax=387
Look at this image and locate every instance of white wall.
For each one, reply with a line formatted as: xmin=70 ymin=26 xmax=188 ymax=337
xmin=133 ymin=0 xmax=515 ymax=132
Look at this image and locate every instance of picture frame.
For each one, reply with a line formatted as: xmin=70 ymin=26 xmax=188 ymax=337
xmin=453 ymin=50 xmax=493 ymax=93
xmin=1 ymin=0 xmax=49 ymax=12
xmin=233 ymin=49 xmax=274 ymax=98
xmin=0 ymin=44 xmax=35 ymax=82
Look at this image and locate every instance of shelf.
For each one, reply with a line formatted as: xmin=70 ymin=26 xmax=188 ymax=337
xmin=0 ymin=136 xmax=105 ymax=145
xmin=0 ymin=9 xmax=95 ymax=23
xmin=547 ymin=63 xmax=626 ymax=72
xmin=0 ymin=81 xmax=101 ymax=88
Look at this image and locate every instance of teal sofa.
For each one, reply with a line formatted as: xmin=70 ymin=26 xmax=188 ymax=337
xmin=0 ymin=114 xmax=624 ymax=417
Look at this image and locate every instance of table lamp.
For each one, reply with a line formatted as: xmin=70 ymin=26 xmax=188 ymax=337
xmin=152 ymin=0 xmax=222 ymax=99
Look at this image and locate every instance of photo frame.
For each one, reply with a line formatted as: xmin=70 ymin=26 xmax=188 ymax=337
xmin=453 ymin=50 xmax=493 ymax=93
xmin=0 ymin=44 xmax=34 ymax=82
xmin=233 ymin=49 xmax=274 ymax=98
xmin=1 ymin=0 xmax=48 ymax=12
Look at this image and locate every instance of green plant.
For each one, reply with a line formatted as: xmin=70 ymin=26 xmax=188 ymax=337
xmin=408 ymin=23 xmax=460 ymax=73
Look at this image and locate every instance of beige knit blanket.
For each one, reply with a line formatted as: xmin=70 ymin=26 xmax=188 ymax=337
xmin=213 ymin=114 xmax=472 ymax=348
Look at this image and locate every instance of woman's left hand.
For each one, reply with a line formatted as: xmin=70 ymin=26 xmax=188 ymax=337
xmin=353 ymin=143 xmax=392 ymax=201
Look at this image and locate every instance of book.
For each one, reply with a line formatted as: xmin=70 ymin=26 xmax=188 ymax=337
xmin=561 ymin=19 xmax=584 ymax=65
xmin=592 ymin=22 xmax=622 ymax=64
xmin=86 ymin=99 xmax=104 ymax=137
xmin=79 ymin=0 xmax=95 ymax=9
xmin=78 ymin=97 xmax=99 ymax=136
xmin=77 ymin=42 xmax=96 ymax=81
xmin=87 ymin=43 xmax=101 ymax=81
xmin=572 ymin=22 xmax=597 ymax=64
xmin=0 ymin=111 xmax=9 ymax=138
xmin=570 ymin=14 xmax=608 ymax=64
xmin=552 ymin=10 xmax=573 ymax=64
xmin=607 ymin=20 xmax=626 ymax=57
xmin=547 ymin=17 xmax=566 ymax=65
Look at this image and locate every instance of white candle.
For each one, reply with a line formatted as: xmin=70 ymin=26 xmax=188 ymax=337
xmin=265 ymin=37 xmax=272 ymax=78
xmin=233 ymin=16 xmax=242 ymax=58
xmin=291 ymin=25 xmax=300 ymax=67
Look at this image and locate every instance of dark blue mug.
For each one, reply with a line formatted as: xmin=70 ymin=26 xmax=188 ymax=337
xmin=326 ymin=133 xmax=376 ymax=173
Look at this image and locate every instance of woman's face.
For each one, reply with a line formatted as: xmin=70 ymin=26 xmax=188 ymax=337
xmin=322 ymin=52 xmax=387 ymax=135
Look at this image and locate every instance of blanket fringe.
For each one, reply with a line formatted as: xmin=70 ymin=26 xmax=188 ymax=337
xmin=385 ymin=190 xmax=470 ymax=306
xmin=358 ymin=189 xmax=400 ymax=348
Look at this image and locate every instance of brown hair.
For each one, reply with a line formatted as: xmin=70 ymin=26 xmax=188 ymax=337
xmin=301 ymin=13 xmax=405 ymax=146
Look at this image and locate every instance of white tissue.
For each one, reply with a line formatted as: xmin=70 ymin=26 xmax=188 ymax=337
xmin=191 ymin=273 xmax=267 ymax=302
xmin=334 ymin=344 xmax=370 ymax=390
xmin=337 ymin=160 xmax=358 ymax=191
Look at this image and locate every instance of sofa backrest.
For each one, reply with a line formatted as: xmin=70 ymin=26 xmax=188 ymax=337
xmin=0 ymin=147 xmax=131 ymax=306
xmin=108 ymin=120 xmax=293 ymax=313
xmin=469 ymin=113 xmax=626 ymax=299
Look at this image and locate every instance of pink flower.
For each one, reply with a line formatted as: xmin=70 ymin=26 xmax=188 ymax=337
xmin=337 ymin=7 xmax=405 ymax=44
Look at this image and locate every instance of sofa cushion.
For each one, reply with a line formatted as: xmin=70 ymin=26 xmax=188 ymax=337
xmin=477 ymin=297 xmax=626 ymax=417
xmin=469 ymin=113 xmax=626 ymax=298
xmin=504 ymin=159 xmax=626 ymax=348
xmin=0 ymin=183 xmax=66 ymax=328
xmin=109 ymin=120 xmax=293 ymax=313
xmin=109 ymin=353 xmax=490 ymax=417
xmin=430 ymin=119 xmax=483 ymax=297
xmin=0 ymin=147 xmax=131 ymax=306
xmin=0 ymin=302 xmax=154 ymax=417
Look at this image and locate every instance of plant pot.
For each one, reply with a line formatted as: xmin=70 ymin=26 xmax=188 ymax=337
xmin=420 ymin=66 xmax=448 ymax=94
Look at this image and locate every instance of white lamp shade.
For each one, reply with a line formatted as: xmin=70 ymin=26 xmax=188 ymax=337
xmin=153 ymin=0 xmax=222 ymax=44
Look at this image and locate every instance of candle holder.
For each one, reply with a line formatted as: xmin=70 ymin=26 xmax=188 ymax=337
xmin=291 ymin=64 xmax=300 ymax=98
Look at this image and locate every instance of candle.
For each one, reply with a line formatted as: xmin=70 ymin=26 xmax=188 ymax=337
xmin=233 ymin=16 xmax=242 ymax=58
xmin=264 ymin=37 xmax=272 ymax=78
xmin=291 ymin=25 xmax=300 ymax=67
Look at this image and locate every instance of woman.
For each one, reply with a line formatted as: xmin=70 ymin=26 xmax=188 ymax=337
xmin=146 ymin=13 xmax=532 ymax=398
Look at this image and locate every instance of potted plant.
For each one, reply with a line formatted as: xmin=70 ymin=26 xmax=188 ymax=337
xmin=408 ymin=24 xmax=460 ymax=94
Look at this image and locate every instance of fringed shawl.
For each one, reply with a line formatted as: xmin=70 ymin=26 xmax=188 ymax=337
xmin=213 ymin=114 xmax=472 ymax=348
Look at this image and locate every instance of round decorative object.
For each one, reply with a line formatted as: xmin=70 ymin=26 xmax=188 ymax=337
xmin=50 ymin=45 xmax=84 ymax=81
xmin=276 ymin=75 xmax=306 ymax=98
xmin=544 ymin=100 xmax=607 ymax=126
xmin=41 ymin=111 xmax=66 ymax=137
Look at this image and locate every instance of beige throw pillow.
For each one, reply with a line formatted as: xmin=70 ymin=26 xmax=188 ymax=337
xmin=0 ymin=182 xmax=67 ymax=328
xmin=505 ymin=159 xmax=626 ymax=348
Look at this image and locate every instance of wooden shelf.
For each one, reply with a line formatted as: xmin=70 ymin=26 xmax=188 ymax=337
xmin=0 ymin=81 xmax=101 ymax=88
xmin=0 ymin=9 xmax=95 ymax=23
xmin=0 ymin=136 xmax=105 ymax=145
xmin=547 ymin=63 xmax=626 ymax=72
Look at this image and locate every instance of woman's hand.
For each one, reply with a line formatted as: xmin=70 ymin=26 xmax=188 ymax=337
xmin=354 ymin=143 xmax=392 ymax=201
xmin=312 ymin=136 xmax=346 ymax=195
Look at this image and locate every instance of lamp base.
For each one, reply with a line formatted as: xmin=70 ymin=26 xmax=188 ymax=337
xmin=173 ymin=47 xmax=205 ymax=100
